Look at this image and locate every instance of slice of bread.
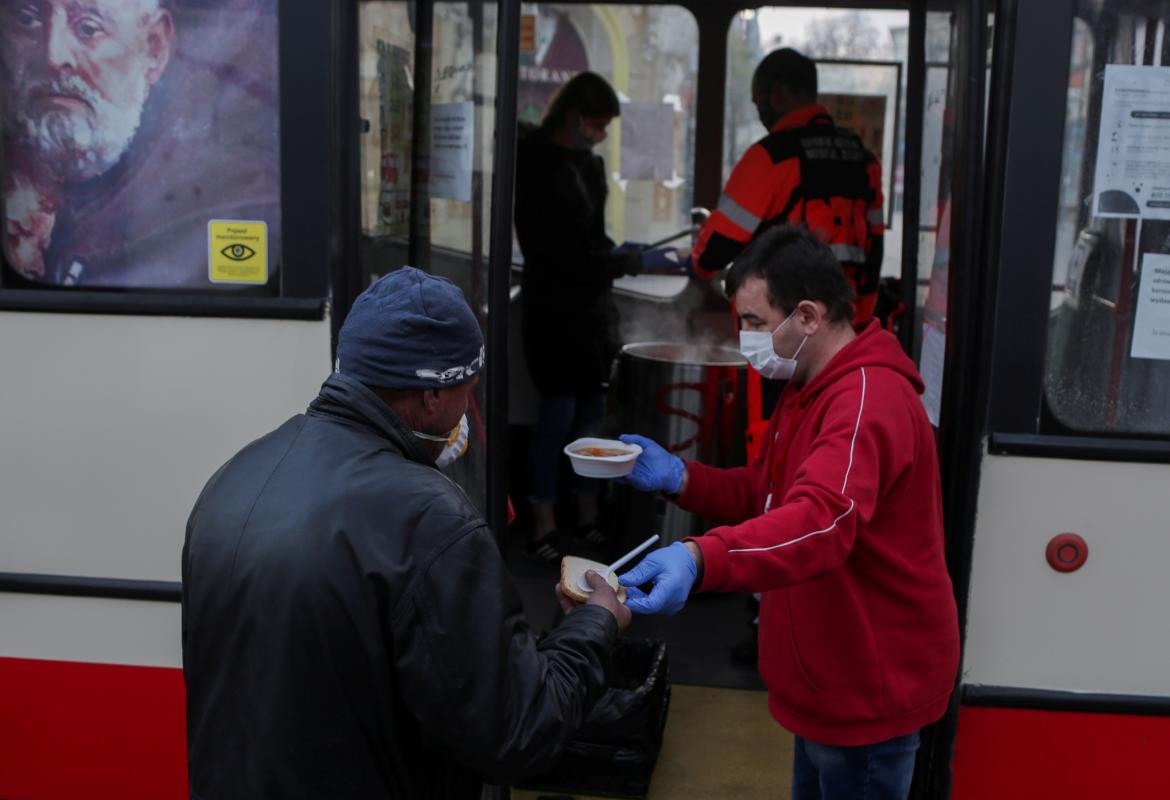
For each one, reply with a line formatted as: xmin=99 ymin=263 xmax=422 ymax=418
xmin=560 ymin=555 xmax=628 ymax=605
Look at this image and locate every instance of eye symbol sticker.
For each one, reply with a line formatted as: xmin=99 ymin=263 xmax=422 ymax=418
xmin=221 ymin=243 xmax=256 ymax=261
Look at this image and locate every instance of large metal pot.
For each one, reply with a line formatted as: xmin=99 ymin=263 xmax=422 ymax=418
xmin=610 ymin=342 xmax=747 ymax=546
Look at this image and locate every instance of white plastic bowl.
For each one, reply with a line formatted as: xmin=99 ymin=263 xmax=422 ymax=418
xmin=564 ymin=437 xmax=642 ymax=479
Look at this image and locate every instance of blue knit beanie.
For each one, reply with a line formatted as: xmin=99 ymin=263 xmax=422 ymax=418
xmin=336 ymin=267 xmax=485 ymax=389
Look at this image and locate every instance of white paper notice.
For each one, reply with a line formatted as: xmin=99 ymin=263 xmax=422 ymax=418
xmin=1092 ymin=65 xmax=1170 ymax=220
xmin=1130 ymin=252 xmax=1170 ymax=360
xmin=620 ymin=102 xmax=674 ymax=181
xmin=919 ymin=323 xmax=946 ymax=426
xmin=430 ymin=101 xmax=474 ymax=202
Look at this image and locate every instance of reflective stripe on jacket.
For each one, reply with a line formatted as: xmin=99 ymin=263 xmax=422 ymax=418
xmin=693 ymin=104 xmax=885 ymax=319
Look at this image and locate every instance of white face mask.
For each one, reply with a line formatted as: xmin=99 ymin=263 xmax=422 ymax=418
xmin=413 ymin=414 xmax=470 ymax=469
xmin=739 ymin=314 xmax=807 ymax=380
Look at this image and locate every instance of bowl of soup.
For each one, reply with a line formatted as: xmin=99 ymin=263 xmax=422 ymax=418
xmin=564 ymin=437 xmax=642 ymax=478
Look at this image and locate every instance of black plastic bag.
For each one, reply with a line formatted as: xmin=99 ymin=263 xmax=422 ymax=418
xmin=516 ymin=638 xmax=671 ymax=799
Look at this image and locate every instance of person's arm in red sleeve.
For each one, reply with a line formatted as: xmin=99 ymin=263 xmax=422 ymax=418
xmin=691 ymin=145 xmax=795 ymax=280
xmin=672 ymin=406 xmax=778 ymax=525
xmin=692 ymin=368 xmax=911 ymax=594
xmin=673 ymin=459 xmax=764 ymax=527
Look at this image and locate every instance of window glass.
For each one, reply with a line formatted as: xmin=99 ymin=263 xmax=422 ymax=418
xmin=358 ymin=1 xmax=497 ymax=511
xmin=516 ymin=4 xmax=698 ymax=252
xmin=1044 ymin=7 xmax=1170 ymax=436
xmin=1 ymin=0 xmax=281 ymax=291
xmin=359 ymin=3 xmax=413 ymax=240
xmin=724 ymin=8 xmax=909 ymax=280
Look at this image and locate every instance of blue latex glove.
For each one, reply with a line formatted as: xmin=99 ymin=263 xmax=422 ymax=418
xmin=616 ymin=434 xmax=684 ymax=494
xmin=639 ymin=246 xmax=688 ymax=275
xmin=619 ymin=542 xmax=699 ymax=615
xmin=614 ymin=241 xmax=649 ymax=253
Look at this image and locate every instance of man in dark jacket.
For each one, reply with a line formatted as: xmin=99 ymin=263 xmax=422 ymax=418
xmin=182 ymin=266 xmax=630 ymax=799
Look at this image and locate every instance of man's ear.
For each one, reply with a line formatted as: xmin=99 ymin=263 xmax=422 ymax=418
xmin=795 ymin=299 xmax=826 ymax=333
xmin=420 ymin=388 xmax=442 ymax=414
xmin=144 ymin=10 xmax=175 ymax=86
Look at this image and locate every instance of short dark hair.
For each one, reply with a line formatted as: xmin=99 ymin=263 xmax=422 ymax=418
xmin=753 ymin=48 xmax=818 ymax=101
xmin=542 ymin=71 xmax=620 ymax=131
xmin=724 ymin=225 xmax=855 ymax=323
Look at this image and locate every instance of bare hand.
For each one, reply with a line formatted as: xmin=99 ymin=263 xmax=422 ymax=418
xmin=583 ymin=570 xmax=632 ymax=633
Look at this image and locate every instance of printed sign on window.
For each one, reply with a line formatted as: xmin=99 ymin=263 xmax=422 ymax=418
xmin=1092 ymin=65 xmax=1170 ymax=220
xmin=1131 ymin=252 xmax=1170 ymax=360
xmin=209 ymin=221 xmax=268 ymax=284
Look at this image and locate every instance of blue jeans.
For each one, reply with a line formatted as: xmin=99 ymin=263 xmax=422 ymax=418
xmin=527 ymin=390 xmax=605 ymax=505
xmin=792 ymin=731 xmax=920 ymax=800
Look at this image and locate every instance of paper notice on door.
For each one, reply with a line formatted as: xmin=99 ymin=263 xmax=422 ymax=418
xmin=1131 ymin=252 xmax=1170 ymax=360
xmin=1092 ymin=65 xmax=1170 ymax=220
xmin=620 ymin=102 xmax=675 ymax=181
xmin=430 ymin=101 xmax=474 ymax=202
xmin=919 ymin=323 xmax=946 ymax=426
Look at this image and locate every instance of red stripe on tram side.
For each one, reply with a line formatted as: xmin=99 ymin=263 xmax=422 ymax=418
xmin=0 ymin=658 xmax=187 ymax=800
xmin=952 ymin=705 xmax=1170 ymax=798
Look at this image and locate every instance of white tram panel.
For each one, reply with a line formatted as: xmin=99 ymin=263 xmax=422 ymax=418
xmin=0 ymin=311 xmax=332 ymax=581
xmin=963 ymin=452 xmax=1170 ymax=695
xmin=0 ymin=594 xmax=183 ymax=669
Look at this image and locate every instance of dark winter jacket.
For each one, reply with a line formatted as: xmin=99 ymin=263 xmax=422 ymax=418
xmin=182 ymin=373 xmax=618 ymax=799
xmin=514 ymin=123 xmax=639 ymax=393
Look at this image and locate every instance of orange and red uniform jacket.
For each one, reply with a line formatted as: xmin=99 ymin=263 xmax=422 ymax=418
xmin=692 ymin=103 xmax=886 ymax=320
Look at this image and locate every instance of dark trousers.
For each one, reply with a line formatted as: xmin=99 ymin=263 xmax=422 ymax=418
xmin=526 ymin=389 xmax=605 ymax=504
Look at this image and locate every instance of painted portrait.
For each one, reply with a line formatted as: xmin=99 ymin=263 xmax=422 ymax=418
xmin=0 ymin=0 xmax=280 ymax=289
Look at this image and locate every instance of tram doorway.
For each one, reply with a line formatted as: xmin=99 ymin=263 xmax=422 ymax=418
xmin=348 ymin=2 xmax=983 ymax=798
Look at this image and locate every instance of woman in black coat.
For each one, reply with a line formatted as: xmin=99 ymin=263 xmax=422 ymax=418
xmin=514 ymin=72 xmax=640 ymax=561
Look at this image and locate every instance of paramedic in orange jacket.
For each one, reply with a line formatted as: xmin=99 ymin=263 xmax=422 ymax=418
xmin=693 ymin=47 xmax=886 ymax=464
xmin=691 ymin=48 xmax=885 ymax=320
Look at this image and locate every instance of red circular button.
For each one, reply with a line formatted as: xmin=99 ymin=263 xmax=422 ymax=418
xmin=1046 ymin=533 xmax=1088 ymax=572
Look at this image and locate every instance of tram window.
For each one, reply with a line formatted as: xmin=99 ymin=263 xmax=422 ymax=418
xmin=1044 ymin=7 xmax=1170 ymax=437
xmin=0 ymin=0 xmax=282 ymax=295
xmin=515 ymin=4 xmax=699 ymax=250
xmin=359 ymin=2 xmax=415 ymax=245
xmin=724 ymin=8 xmax=909 ymax=281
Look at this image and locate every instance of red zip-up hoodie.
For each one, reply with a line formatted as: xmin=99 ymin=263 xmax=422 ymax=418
xmin=680 ymin=320 xmax=959 ymax=745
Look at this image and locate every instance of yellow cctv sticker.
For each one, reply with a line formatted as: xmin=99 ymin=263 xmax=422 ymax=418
xmin=208 ymin=220 xmax=268 ymax=284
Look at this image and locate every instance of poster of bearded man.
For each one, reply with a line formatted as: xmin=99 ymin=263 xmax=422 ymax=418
xmin=0 ymin=0 xmax=281 ymax=290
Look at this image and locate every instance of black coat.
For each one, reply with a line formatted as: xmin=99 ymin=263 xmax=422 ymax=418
xmin=182 ymin=373 xmax=617 ymax=799
xmin=514 ymin=124 xmax=639 ymax=394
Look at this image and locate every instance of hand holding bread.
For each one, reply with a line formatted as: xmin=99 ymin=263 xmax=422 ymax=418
xmin=556 ymin=556 xmax=632 ymax=632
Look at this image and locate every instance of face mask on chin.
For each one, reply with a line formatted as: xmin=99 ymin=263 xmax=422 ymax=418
xmin=739 ymin=314 xmax=807 ymax=381
xmin=412 ymin=413 xmax=470 ymax=469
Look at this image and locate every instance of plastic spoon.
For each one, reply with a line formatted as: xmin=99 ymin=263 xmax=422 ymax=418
xmin=578 ymin=534 xmax=661 ymax=593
